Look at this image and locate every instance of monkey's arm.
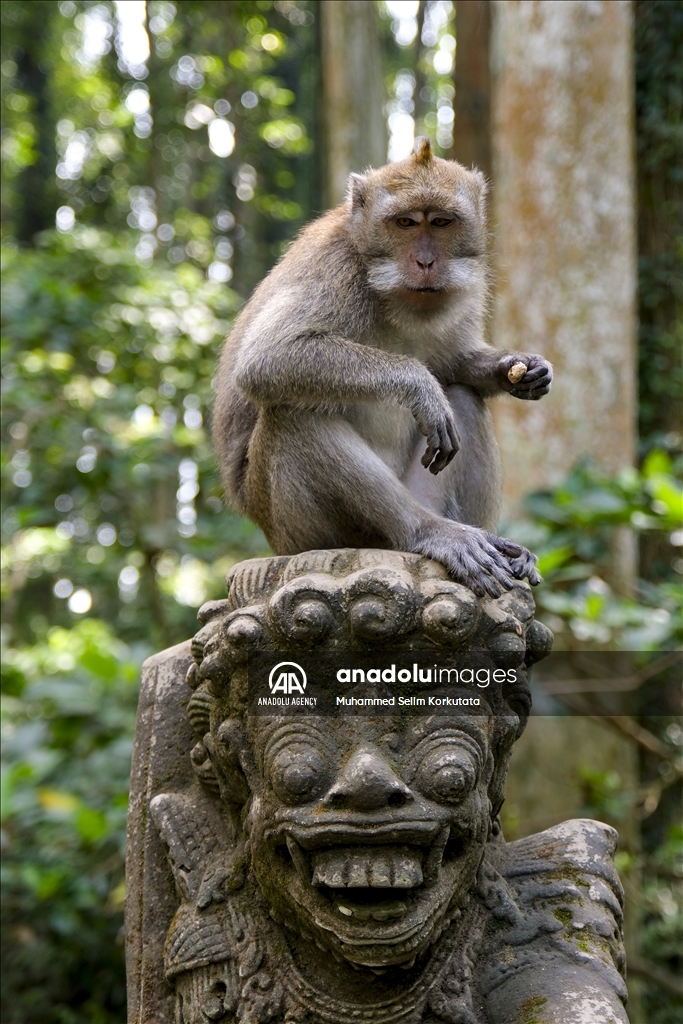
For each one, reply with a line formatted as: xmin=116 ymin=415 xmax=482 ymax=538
xmin=444 ymin=345 xmax=553 ymax=401
xmin=234 ymin=333 xmax=460 ymax=474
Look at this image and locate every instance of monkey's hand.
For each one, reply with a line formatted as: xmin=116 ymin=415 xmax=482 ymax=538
xmin=500 ymin=355 xmax=553 ymax=401
xmin=408 ymin=378 xmax=461 ymax=475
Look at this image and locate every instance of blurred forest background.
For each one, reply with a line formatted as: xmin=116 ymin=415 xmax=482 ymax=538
xmin=1 ymin=1 xmax=681 ymax=1022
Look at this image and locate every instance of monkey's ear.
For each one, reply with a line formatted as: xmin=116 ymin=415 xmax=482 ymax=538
xmin=347 ymin=173 xmax=369 ymax=210
xmin=471 ymin=168 xmax=489 ymax=217
xmin=414 ymin=137 xmax=434 ymax=165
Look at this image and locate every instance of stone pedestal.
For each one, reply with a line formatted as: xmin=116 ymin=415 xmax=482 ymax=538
xmin=125 ymin=550 xmax=628 ymax=1023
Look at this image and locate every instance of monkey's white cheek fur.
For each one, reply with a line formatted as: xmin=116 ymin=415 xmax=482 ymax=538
xmin=447 ymin=259 xmax=479 ymax=290
xmin=367 ymin=260 xmax=405 ymax=293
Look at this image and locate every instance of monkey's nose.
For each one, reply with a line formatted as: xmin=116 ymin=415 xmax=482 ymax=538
xmin=324 ymin=745 xmax=414 ymax=811
xmin=416 ymin=258 xmax=435 ymax=270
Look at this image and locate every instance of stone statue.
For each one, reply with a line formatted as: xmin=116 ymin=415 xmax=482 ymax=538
xmin=125 ymin=550 xmax=628 ymax=1023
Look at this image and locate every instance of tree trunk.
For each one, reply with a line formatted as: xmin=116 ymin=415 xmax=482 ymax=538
xmin=453 ymin=1 xmax=492 ymax=180
xmin=489 ymin=1 xmax=638 ymax=555
xmin=319 ymin=0 xmax=387 ymax=208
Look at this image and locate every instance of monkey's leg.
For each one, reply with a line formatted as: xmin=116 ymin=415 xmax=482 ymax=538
xmin=245 ymin=408 xmax=525 ymax=598
xmin=401 ymin=385 xmax=541 ymax=585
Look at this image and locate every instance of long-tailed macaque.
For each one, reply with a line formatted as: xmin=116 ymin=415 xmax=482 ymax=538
xmin=213 ymin=140 xmax=553 ymax=598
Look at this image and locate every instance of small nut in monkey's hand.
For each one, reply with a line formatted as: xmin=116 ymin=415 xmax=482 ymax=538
xmin=507 ymin=361 xmax=527 ymax=385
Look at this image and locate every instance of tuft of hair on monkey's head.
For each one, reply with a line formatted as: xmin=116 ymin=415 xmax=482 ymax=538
xmin=413 ymin=137 xmax=434 ymax=166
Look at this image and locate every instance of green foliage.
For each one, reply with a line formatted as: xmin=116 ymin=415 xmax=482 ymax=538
xmin=2 ymin=231 xmax=270 ymax=656
xmin=1 ymin=0 xmax=317 ymax=291
xmin=507 ymin=457 xmax=683 ymax=650
xmin=640 ymin=825 xmax=683 ymax=1024
xmin=578 ymin=766 xmax=633 ymax=824
xmin=1 ymin=619 xmax=139 ymax=1023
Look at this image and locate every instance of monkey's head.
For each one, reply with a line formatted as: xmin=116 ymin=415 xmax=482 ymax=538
xmin=347 ymin=139 xmax=488 ymax=310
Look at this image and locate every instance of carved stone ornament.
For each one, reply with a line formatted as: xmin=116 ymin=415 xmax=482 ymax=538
xmin=125 ymin=550 xmax=628 ymax=1024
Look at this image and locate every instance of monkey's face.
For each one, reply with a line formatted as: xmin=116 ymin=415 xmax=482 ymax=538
xmin=348 ymin=153 xmax=487 ymax=309
xmin=369 ymin=207 xmax=481 ymax=302
xmin=235 ymin=714 xmax=494 ymax=969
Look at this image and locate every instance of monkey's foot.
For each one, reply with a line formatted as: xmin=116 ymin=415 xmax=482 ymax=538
xmin=414 ymin=524 xmax=539 ymax=599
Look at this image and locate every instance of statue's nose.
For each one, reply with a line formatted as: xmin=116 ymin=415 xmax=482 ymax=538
xmin=324 ymin=745 xmax=413 ymax=811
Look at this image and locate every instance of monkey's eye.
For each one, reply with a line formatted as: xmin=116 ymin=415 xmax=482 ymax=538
xmin=396 ymin=216 xmax=418 ymax=228
xmin=430 ymin=217 xmax=453 ymax=227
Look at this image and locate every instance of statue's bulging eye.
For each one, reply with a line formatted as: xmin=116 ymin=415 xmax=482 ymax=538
xmin=415 ymin=745 xmax=478 ymax=804
xmin=270 ymin=743 xmax=331 ymax=805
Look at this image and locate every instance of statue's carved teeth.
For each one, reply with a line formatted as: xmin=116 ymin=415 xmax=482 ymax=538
xmin=286 ymin=835 xmax=311 ymax=883
xmin=311 ymin=846 xmax=423 ymax=889
xmin=333 ymin=897 xmax=408 ymax=922
xmin=422 ymin=825 xmax=450 ymax=887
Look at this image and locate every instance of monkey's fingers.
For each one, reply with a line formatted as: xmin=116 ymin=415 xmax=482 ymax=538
xmin=422 ymin=420 xmax=458 ymax=473
xmin=515 ymin=364 xmax=548 ymax=383
xmin=510 ymin=357 xmax=553 ymax=399
xmin=510 ymin=383 xmax=551 ymax=400
xmin=511 ymin=372 xmax=552 ymax=389
xmin=421 ymin=441 xmax=439 ymax=470
xmin=429 ymin=445 xmax=457 ymax=475
xmin=511 ymin=369 xmax=552 ymax=389
xmin=446 ymin=416 xmax=461 ymax=453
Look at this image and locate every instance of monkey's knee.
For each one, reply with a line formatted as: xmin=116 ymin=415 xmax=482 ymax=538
xmin=242 ymin=414 xmax=365 ymax=552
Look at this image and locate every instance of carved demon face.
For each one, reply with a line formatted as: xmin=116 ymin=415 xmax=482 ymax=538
xmin=216 ymin=711 xmax=494 ymax=969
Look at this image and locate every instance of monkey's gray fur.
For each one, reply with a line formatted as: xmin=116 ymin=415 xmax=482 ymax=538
xmin=213 ymin=140 xmax=553 ymax=598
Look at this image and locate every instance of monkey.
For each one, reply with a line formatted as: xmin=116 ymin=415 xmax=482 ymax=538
xmin=212 ymin=139 xmax=553 ymax=599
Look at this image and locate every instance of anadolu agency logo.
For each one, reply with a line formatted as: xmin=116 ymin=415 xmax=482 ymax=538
xmin=258 ymin=662 xmax=317 ymax=707
xmin=269 ymin=661 xmax=307 ymax=695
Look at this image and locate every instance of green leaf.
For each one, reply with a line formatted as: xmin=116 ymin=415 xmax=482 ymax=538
xmin=75 ymin=806 xmax=108 ymax=844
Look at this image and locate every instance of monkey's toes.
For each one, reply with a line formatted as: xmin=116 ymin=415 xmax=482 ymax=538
xmin=509 ymin=549 xmax=543 ymax=587
xmin=486 ymin=533 xmax=523 ymax=558
xmin=465 ymin=542 xmax=518 ymax=597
